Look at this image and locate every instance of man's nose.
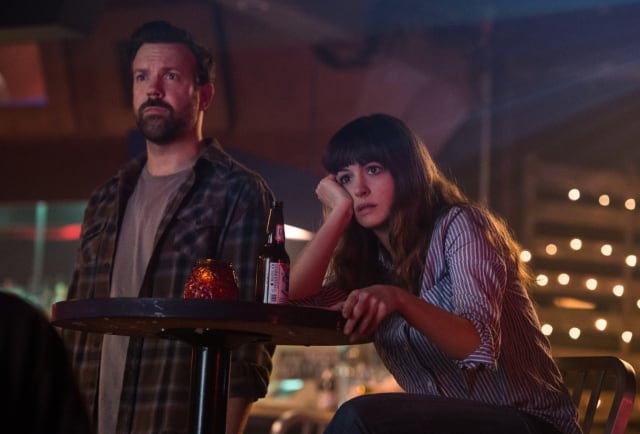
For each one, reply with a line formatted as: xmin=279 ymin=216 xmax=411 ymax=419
xmin=146 ymin=77 xmax=163 ymax=98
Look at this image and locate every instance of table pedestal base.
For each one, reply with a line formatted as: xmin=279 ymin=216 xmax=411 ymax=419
xmin=190 ymin=344 xmax=230 ymax=434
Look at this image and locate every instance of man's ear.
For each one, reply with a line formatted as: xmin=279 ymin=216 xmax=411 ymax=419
xmin=199 ymin=83 xmax=215 ymax=111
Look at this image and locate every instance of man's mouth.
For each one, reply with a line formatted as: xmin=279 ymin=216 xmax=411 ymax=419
xmin=142 ymin=106 xmax=168 ymax=115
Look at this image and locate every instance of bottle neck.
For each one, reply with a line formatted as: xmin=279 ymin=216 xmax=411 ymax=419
xmin=267 ymin=223 xmax=285 ymax=245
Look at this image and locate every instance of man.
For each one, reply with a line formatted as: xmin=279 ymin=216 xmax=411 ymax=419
xmin=62 ymin=21 xmax=274 ymax=434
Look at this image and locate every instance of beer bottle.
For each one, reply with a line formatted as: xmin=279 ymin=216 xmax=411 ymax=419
xmin=255 ymin=200 xmax=290 ymax=303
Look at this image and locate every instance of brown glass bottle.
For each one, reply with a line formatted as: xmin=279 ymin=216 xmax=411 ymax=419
xmin=255 ymin=201 xmax=290 ymax=303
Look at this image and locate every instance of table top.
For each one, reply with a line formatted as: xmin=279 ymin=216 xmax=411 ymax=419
xmin=51 ymin=298 xmax=357 ymax=347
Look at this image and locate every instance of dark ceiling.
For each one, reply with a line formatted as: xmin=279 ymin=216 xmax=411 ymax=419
xmin=4 ymin=1 xmax=640 ymax=124
xmin=2 ymin=0 xmax=640 ymax=172
xmin=211 ymin=0 xmax=640 ymax=170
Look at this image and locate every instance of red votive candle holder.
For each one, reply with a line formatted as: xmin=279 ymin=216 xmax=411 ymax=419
xmin=183 ymin=259 xmax=240 ymax=301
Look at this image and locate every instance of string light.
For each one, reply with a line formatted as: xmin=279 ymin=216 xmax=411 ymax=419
xmin=622 ymin=331 xmax=633 ymax=343
xmin=568 ymin=189 xmax=580 ymax=201
xmin=600 ymin=244 xmax=612 ymax=256
xmin=585 ymin=278 xmax=598 ymax=291
xmin=595 ymin=318 xmax=607 ymax=331
xmin=569 ymin=238 xmax=582 ymax=251
xmin=612 ymin=284 xmax=624 ymax=297
xmin=557 ymin=273 xmax=570 ymax=285
xmin=536 ymin=274 xmax=549 ymax=286
xmin=569 ymin=328 xmax=581 ymax=339
xmin=625 ymin=198 xmax=636 ymax=210
xmin=598 ymin=194 xmax=610 ymax=206
xmin=520 ymin=250 xmax=532 ymax=263
xmin=625 ymin=255 xmax=637 ymax=267
xmin=541 ymin=324 xmax=553 ymax=336
xmin=545 ymin=243 xmax=557 ymax=255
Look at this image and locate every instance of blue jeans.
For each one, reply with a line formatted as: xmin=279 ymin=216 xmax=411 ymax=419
xmin=324 ymin=394 xmax=562 ymax=434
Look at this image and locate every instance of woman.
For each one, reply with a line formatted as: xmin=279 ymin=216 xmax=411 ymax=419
xmin=289 ymin=114 xmax=581 ymax=434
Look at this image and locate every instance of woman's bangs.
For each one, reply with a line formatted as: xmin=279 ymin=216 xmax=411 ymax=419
xmin=323 ymin=137 xmax=388 ymax=173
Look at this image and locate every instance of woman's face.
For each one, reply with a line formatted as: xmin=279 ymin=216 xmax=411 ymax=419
xmin=336 ymin=162 xmax=395 ymax=231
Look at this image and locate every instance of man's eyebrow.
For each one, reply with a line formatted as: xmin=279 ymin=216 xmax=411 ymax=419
xmin=133 ymin=66 xmax=179 ymax=73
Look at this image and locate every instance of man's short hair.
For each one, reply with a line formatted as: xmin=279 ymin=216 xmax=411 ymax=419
xmin=127 ymin=20 xmax=215 ymax=85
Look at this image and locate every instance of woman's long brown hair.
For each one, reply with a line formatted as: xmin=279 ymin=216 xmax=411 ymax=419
xmin=322 ymin=113 xmax=532 ymax=294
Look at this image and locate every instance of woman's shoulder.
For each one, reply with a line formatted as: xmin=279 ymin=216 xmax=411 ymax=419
xmin=440 ymin=204 xmax=492 ymax=224
xmin=436 ymin=204 xmax=477 ymax=225
xmin=434 ymin=204 xmax=493 ymax=242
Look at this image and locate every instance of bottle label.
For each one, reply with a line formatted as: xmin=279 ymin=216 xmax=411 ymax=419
xmin=263 ymin=260 xmax=289 ymax=304
xmin=275 ymin=224 xmax=285 ymax=244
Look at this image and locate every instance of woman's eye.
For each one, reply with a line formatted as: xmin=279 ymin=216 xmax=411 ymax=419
xmin=166 ymin=72 xmax=178 ymax=80
xmin=337 ymin=174 xmax=351 ymax=185
xmin=367 ymin=165 xmax=382 ymax=175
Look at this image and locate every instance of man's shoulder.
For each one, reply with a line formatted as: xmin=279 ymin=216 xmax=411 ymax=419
xmin=85 ymin=156 xmax=144 ymax=207
xmin=199 ymin=140 xmax=272 ymax=191
xmin=84 ymin=176 xmax=118 ymax=208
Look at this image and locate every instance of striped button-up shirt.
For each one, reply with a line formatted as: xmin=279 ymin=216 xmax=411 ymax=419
xmin=303 ymin=206 xmax=582 ymax=434
xmin=62 ymin=140 xmax=274 ymax=433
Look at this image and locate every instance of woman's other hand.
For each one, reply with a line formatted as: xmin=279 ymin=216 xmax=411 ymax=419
xmin=341 ymin=285 xmax=405 ymax=342
xmin=341 ymin=284 xmax=480 ymax=358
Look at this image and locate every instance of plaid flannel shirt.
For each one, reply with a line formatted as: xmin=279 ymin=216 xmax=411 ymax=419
xmin=61 ymin=139 xmax=275 ymax=433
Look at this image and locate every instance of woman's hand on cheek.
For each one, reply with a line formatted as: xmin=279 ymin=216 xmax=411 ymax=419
xmin=316 ymin=175 xmax=352 ymax=211
xmin=342 ymin=285 xmax=400 ymax=342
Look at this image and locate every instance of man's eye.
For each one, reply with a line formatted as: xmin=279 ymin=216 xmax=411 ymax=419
xmin=134 ymin=74 xmax=146 ymax=82
xmin=166 ymin=72 xmax=177 ymax=80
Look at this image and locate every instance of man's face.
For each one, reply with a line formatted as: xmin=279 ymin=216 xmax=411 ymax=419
xmin=131 ymin=43 xmax=202 ymax=144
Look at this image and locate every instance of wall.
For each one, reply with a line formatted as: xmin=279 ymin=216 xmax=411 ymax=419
xmin=0 ymin=0 xmax=475 ymax=204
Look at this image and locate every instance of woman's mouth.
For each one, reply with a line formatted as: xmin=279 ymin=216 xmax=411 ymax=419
xmin=356 ymin=203 xmax=376 ymax=214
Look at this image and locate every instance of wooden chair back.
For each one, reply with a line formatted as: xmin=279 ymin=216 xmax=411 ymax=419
xmin=556 ymin=356 xmax=636 ymax=434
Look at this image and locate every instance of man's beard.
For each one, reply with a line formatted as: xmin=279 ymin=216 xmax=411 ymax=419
xmin=136 ymin=99 xmax=184 ymax=144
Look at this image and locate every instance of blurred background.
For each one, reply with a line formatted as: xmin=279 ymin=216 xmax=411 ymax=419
xmin=2 ymin=0 xmax=640 ymax=431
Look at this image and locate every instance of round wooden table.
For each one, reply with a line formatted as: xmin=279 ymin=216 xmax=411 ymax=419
xmin=52 ymin=298 xmax=353 ymax=434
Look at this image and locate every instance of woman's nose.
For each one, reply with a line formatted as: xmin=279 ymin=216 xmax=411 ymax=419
xmin=353 ymin=176 xmax=369 ymax=197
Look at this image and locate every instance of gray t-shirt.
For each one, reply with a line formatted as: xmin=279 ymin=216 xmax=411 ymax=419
xmin=98 ymin=165 xmax=191 ymax=434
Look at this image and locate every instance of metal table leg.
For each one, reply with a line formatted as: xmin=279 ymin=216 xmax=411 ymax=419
xmin=189 ymin=343 xmax=231 ymax=434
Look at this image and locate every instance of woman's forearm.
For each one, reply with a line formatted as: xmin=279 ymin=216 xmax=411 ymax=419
xmin=398 ymin=292 xmax=481 ymax=360
xmin=289 ymin=201 xmax=353 ymax=300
